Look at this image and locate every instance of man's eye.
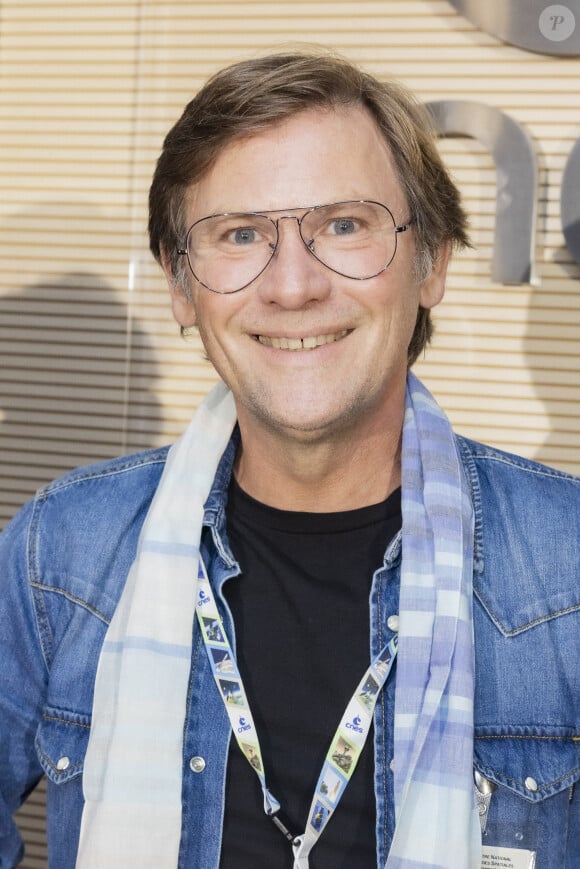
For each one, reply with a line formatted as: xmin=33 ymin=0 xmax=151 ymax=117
xmin=329 ymin=218 xmax=358 ymax=236
xmin=229 ymin=226 xmax=259 ymax=244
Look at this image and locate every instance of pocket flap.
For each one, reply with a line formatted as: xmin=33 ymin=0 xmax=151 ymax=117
xmin=35 ymin=706 xmax=91 ymax=784
xmin=475 ymin=731 xmax=580 ymax=802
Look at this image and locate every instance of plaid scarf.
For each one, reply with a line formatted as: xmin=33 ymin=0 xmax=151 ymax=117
xmin=77 ymin=373 xmax=481 ymax=868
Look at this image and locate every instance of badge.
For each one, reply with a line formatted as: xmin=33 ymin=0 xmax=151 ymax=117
xmin=481 ymin=845 xmax=536 ymax=868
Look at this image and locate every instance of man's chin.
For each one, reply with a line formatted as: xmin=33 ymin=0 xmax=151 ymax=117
xmin=236 ymin=395 xmax=367 ymax=445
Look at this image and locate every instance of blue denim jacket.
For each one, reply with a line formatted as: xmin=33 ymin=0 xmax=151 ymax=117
xmin=1 ymin=435 xmax=580 ymax=868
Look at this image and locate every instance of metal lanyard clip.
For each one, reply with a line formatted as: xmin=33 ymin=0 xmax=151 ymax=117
xmin=269 ymin=808 xmax=299 ymax=844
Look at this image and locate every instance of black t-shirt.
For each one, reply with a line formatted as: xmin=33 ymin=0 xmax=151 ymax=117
xmin=219 ymin=477 xmax=401 ymax=869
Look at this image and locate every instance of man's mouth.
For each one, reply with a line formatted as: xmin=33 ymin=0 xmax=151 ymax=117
xmin=255 ymin=330 xmax=349 ymax=351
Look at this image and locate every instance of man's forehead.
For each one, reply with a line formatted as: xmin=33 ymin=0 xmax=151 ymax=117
xmin=185 ymin=105 xmax=404 ymax=218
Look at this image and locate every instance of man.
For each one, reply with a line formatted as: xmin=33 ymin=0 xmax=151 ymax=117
xmin=1 ymin=51 xmax=579 ymax=869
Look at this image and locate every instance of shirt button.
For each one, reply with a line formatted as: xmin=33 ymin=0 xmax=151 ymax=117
xmin=524 ymin=776 xmax=538 ymax=792
xmin=389 ymin=758 xmax=395 ymax=773
xmin=56 ymin=756 xmax=70 ymax=771
xmin=189 ymin=756 xmax=206 ymax=774
xmin=387 ymin=614 xmax=399 ymax=632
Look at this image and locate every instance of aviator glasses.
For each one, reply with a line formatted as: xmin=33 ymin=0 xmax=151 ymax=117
xmin=177 ymin=200 xmax=412 ymax=294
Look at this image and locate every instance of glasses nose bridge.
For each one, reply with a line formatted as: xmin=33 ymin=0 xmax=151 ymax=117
xmin=272 ymin=212 xmax=310 ymax=252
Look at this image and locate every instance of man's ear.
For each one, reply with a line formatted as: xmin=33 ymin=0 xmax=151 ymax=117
xmin=419 ymin=241 xmax=451 ymax=310
xmin=160 ymin=245 xmax=197 ymax=329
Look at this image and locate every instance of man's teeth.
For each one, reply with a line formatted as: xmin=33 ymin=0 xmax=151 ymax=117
xmin=257 ymin=330 xmax=348 ymax=350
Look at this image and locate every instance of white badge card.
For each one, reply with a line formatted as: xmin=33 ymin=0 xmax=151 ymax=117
xmin=481 ymin=845 xmax=536 ymax=869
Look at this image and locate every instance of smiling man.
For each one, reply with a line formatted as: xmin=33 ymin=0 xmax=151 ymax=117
xmin=1 ymin=51 xmax=580 ymax=869
xmin=165 ymin=105 xmax=446 ymax=511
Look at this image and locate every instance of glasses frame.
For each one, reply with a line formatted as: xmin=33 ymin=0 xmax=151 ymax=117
xmin=177 ymin=199 xmax=412 ymax=294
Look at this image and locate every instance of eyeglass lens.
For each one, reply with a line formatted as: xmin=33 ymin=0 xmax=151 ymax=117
xmin=186 ymin=201 xmax=398 ymax=294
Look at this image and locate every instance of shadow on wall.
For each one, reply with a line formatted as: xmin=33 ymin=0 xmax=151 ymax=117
xmin=0 ymin=270 xmax=162 ymax=522
xmin=0 ymin=270 xmax=162 ymax=868
xmin=525 ymin=245 xmax=580 ymax=471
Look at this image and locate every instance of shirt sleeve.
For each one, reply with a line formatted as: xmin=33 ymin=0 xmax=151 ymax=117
xmin=0 ymin=499 xmax=48 ymax=865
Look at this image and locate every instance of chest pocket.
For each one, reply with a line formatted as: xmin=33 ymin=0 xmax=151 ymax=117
xmin=474 ymin=734 xmax=580 ymax=867
xmin=35 ymin=706 xmax=91 ymax=785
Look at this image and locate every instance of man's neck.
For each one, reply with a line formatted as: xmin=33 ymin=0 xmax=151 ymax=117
xmin=233 ymin=413 xmax=403 ymax=512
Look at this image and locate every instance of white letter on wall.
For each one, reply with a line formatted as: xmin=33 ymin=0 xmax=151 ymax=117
xmin=427 ymin=100 xmax=538 ymax=285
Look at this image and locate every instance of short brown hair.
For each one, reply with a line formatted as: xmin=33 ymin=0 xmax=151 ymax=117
xmin=149 ymin=50 xmax=469 ymax=365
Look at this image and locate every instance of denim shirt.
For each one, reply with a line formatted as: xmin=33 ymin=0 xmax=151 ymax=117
xmin=1 ymin=435 xmax=580 ymax=868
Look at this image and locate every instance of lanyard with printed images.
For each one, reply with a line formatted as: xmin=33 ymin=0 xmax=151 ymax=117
xmin=195 ymin=558 xmax=398 ymax=869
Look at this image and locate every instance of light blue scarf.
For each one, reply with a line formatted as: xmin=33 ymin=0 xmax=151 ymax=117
xmin=388 ymin=372 xmax=481 ymax=866
xmin=77 ymin=373 xmax=481 ymax=867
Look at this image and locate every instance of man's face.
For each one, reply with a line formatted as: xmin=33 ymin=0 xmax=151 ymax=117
xmin=167 ymin=105 xmax=447 ymax=444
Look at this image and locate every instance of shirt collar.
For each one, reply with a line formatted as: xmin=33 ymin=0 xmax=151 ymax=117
xmin=203 ymin=425 xmax=240 ymax=529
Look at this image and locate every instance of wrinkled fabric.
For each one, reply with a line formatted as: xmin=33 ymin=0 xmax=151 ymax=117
xmin=80 ymin=372 xmax=480 ymax=868
xmin=2 ymin=392 xmax=580 ymax=867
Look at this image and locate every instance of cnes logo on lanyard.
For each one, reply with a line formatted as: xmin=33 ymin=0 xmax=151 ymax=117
xmin=195 ymin=560 xmax=398 ymax=869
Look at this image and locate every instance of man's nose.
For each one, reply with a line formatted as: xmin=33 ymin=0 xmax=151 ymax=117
xmin=255 ymin=216 xmax=332 ymax=308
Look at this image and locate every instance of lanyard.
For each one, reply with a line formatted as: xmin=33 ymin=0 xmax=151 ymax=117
xmin=195 ymin=559 xmax=398 ymax=869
